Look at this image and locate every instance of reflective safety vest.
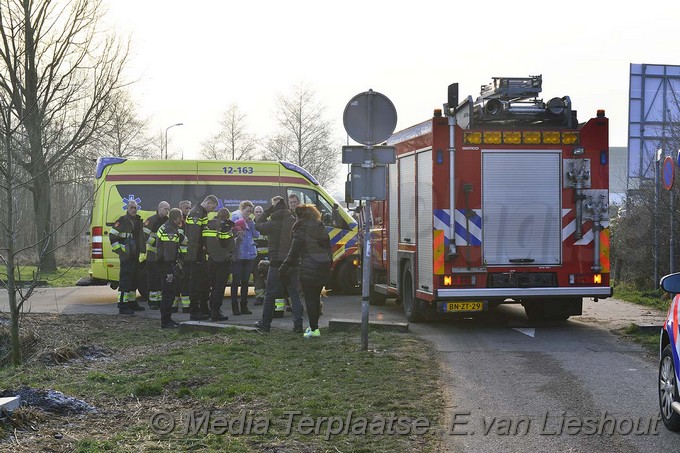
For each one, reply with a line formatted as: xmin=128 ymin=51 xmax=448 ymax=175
xmin=185 ymin=205 xmax=209 ymax=261
xmin=255 ymin=234 xmax=268 ymax=257
xmin=157 ymin=221 xmax=185 ymax=264
xmin=109 ymin=213 xmax=144 ymax=259
xmin=204 ymin=217 xmax=235 ymax=263
xmin=143 ymin=213 xmax=168 ymax=263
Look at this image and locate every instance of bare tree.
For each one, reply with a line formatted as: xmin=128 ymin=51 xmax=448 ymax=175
xmin=201 ymin=103 xmax=258 ymax=161
xmin=88 ymin=90 xmax=155 ymax=159
xmin=0 ymin=95 xmax=93 ymax=366
xmin=264 ymin=84 xmax=339 ymax=186
xmin=0 ymin=0 xmax=128 ymax=272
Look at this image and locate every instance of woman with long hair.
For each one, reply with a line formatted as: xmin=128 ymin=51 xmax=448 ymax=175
xmin=279 ymin=204 xmax=332 ymax=338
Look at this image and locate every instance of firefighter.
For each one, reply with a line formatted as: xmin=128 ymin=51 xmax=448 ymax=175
xmin=143 ymin=201 xmax=170 ymax=310
xmin=204 ymin=207 xmax=235 ymax=321
xmin=109 ymin=199 xmax=146 ymax=314
xmin=157 ymin=208 xmax=185 ymax=328
xmin=252 ymin=205 xmax=268 ymax=306
xmin=173 ymin=200 xmax=192 ymax=313
xmin=185 ymin=195 xmax=219 ymax=320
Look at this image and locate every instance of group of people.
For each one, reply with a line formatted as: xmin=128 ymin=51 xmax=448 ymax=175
xmin=108 ymin=193 xmax=331 ymax=338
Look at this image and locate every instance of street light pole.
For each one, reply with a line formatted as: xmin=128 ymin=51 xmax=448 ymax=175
xmin=165 ymin=123 xmax=184 ymax=159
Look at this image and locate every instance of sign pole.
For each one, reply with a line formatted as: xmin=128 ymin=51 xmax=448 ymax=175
xmin=360 ymin=202 xmax=371 ymax=350
xmin=342 ymin=89 xmax=397 ymax=352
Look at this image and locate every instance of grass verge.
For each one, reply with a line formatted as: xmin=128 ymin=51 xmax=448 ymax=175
xmin=0 ymin=266 xmax=90 ymax=288
xmin=0 ymin=314 xmax=445 ymax=452
xmin=613 ymin=323 xmax=660 ymax=356
xmin=612 ymin=281 xmax=672 ymax=311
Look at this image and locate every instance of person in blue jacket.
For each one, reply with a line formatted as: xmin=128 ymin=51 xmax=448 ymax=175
xmin=230 ymin=200 xmax=260 ymax=315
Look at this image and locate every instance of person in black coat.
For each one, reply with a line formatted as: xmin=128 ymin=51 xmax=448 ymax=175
xmin=254 ymin=197 xmax=304 ymax=332
xmin=279 ymin=204 xmax=332 ymax=338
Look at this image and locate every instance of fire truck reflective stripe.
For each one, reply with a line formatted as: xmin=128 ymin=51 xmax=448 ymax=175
xmin=433 ymin=230 xmax=445 ymax=275
xmin=454 ymin=209 xmax=481 ymax=246
xmin=600 ymin=229 xmax=610 ymax=272
xmin=433 ymin=209 xmax=482 ymax=246
xmin=433 ymin=209 xmax=450 ymax=231
xmin=562 ymin=209 xmax=610 ymax=245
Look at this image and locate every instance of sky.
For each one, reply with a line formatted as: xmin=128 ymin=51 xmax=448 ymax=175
xmin=102 ymin=0 xmax=680 ymax=195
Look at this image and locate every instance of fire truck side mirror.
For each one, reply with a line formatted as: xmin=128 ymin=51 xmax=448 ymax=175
xmin=345 ymin=179 xmax=353 ymax=204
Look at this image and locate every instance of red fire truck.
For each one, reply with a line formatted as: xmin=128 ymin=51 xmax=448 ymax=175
xmin=368 ymin=75 xmax=612 ymax=322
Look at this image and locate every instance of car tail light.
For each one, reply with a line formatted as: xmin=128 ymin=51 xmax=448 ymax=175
xmin=91 ymin=226 xmax=103 ymax=259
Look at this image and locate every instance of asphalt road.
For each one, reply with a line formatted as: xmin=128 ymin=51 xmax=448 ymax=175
xmin=1 ymin=287 xmax=676 ymax=451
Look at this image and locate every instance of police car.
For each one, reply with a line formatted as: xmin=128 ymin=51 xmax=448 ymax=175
xmin=659 ymin=272 xmax=680 ymax=431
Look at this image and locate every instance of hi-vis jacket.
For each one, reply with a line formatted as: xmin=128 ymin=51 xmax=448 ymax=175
xmin=142 ymin=213 xmax=168 ymax=263
xmin=157 ymin=220 xmax=186 ymax=268
xmin=185 ymin=204 xmax=209 ymax=262
xmin=204 ymin=218 xmax=236 ymax=263
xmin=109 ymin=213 xmax=145 ymax=260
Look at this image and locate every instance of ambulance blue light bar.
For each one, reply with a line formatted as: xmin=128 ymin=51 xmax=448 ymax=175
xmin=96 ymin=157 xmax=127 ymax=179
xmin=280 ymin=161 xmax=319 ymax=185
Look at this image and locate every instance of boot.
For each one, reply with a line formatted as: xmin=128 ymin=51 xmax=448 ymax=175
xmin=210 ymin=310 xmax=229 ymax=322
xmin=118 ymin=303 xmax=135 ymax=315
xmin=129 ymin=300 xmax=146 ymax=311
xmin=189 ymin=312 xmax=209 ymax=321
xmin=232 ymin=301 xmax=241 ymax=316
xmin=240 ymin=301 xmax=252 ymax=315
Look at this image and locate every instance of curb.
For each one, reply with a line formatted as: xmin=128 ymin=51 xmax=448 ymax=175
xmin=327 ymin=318 xmax=409 ymax=333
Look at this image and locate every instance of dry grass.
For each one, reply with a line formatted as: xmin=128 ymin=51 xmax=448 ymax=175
xmin=0 ymin=313 xmax=446 ymax=453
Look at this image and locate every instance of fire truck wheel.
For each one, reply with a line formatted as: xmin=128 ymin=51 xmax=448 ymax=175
xmin=336 ymin=261 xmax=361 ymax=295
xmin=402 ymin=263 xmax=424 ymax=323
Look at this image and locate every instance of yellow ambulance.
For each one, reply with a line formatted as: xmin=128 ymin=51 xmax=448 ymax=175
xmin=88 ymin=158 xmax=360 ymax=294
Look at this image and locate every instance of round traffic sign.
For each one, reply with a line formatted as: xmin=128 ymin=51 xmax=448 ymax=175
xmin=343 ymin=90 xmax=397 ymax=146
xmin=663 ymin=156 xmax=674 ymax=190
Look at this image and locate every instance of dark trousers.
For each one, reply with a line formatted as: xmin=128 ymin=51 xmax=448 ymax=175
xmin=301 ymin=281 xmax=324 ymax=331
xmin=187 ymin=261 xmax=210 ymax=314
xmin=146 ymin=261 xmax=161 ymax=292
xmin=231 ymin=259 xmax=254 ymax=305
xmin=118 ymin=255 xmax=139 ymax=305
xmin=160 ymin=264 xmax=176 ymax=324
xmin=260 ymin=263 xmax=303 ymax=328
xmin=208 ymin=260 xmax=230 ymax=314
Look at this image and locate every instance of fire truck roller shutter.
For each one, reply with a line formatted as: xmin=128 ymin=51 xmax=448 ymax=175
xmin=416 ymin=150 xmax=434 ymax=292
xmin=482 ymin=151 xmax=561 ymax=266
xmin=388 ymin=162 xmax=399 ymax=287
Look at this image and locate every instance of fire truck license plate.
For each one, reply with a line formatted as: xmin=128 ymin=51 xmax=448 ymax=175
xmin=446 ymin=302 xmax=484 ymax=312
